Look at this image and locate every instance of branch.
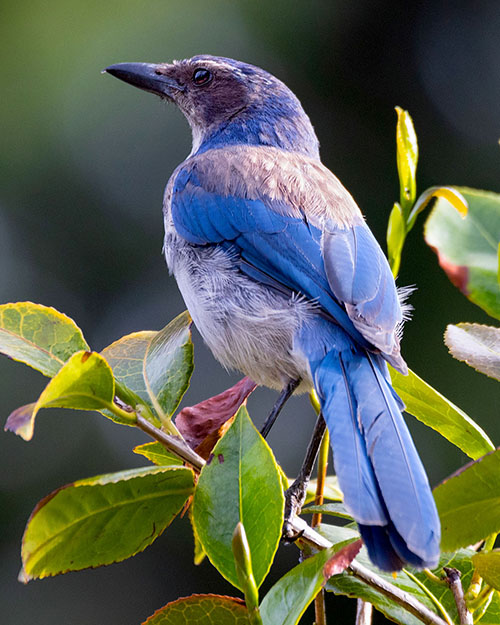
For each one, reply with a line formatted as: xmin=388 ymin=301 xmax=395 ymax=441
xmin=136 ymin=414 xmax=205 ymax=470
xmin=444 ymin=568 xmax=473 ymax=625
xmin=313 ymin=427 xmax=329 ymax=625
xmin=136 ymin=416 xmax=448 ymax=625
xmin=356 ymin=599 xmax=373 ymax=625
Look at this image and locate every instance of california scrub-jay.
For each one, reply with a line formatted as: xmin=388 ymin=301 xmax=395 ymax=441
xmin=105 ymin=55 xmax=440 ymax=571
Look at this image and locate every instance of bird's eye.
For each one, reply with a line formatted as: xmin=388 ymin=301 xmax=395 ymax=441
xmin=192 ymin=68 xmax=212 ymax=86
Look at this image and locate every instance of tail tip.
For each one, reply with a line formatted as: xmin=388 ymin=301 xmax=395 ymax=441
xmin=359 ymin=523 xmax=440 ymax=572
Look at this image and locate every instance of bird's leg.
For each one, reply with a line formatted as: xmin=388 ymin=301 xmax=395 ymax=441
xmin=260 ymin=378 xmax=301 ymax=439
xmin=283 ymin=412 xmax=327 ymax=541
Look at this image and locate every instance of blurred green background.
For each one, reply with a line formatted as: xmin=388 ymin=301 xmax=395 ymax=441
xmin=1 ymin=1 xmax=499 ymax=623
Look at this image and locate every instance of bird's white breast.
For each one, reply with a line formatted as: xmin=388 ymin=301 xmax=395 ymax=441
xmin=163 ymin=222 xmax=314 ymax=391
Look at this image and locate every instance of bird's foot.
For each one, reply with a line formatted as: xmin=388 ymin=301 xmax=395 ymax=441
xmin=282 ymin=476 xmax=309 ymax=542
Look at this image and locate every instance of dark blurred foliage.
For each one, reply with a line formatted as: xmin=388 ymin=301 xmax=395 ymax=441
xmin=1 ymin=1 xmax=499 ymax=623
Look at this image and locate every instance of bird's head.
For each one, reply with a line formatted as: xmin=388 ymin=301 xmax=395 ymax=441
xmin=105 ymin=55 xmax=319 ymax=158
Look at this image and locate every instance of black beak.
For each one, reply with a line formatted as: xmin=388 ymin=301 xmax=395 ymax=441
xmin=104 ymin=62 xmax=183 ymax=99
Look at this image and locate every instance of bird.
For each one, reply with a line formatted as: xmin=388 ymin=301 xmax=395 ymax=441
xmin=105 ymin=55 xmax=440 ymax=572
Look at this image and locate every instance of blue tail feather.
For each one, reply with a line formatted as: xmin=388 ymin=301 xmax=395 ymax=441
xmin=309 ymin=336 xmax=440 ymax=571
xmin=357 ymin=525 xmax=405 ymax=571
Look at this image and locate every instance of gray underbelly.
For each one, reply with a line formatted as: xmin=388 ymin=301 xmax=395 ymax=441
xmin=166 ymin=238 xmax=314 ymax=390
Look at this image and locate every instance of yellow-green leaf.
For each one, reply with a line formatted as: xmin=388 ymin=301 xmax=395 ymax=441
xmin=133 ymin=441 xmax=182 ymax=466
xmin=302 ymin=502 xmax=352 ymax=520
xmin=145 ymin=311 xmax=193 ymax=418
xmin=6 ymin=350 xmax=120 ymax=440
xmin=102 ymin=330 xmax=156 ymax=404
xmin=472 ymin=550 xmax=500 ymax=591
xmin=0 ymin=302 xmax=89 ymax=377
xmin=303 ymin=475 xmax=343 ymax=504
xmin=21 ymin=465 xmax=194 ymax=580
xmin=434 ymin=449 xmax=500 ymax=551
xmin=390 ymin=366 xmax=494 ymax=460
xmin=387 ymin=202 xmax=406 ymax=276
xmin=102 ymin=311 xmax=193 ymax=428
xmin=143 ymin=595 xmax=250 ymax=624
xmin=395 ymin=107 xmax=418 ymax=212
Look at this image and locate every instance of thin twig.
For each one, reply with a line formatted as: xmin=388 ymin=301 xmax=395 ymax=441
xmin=467 ymin=584 xmax=493 ymax=612
xmin=472 ymin=589 xmax=494 ymax=622
xmin=356 ymin=599 xmax=373 ymax=625
xmin=136 ymin=414 xmax=205 ymax=470
xmin=312 ymin=428 xmax=329 ymax=625
xmin=443 ymin=568 xmax=473 ymax=625
xmin=312 ymin=429 xmax=329 ymax=528
xmin=423 ymin=568 xmax=445 ymax=585
xmin=313 ymin=591 xmax=326 ymax=625
xmin=135 ymin=416 xmax=449 ymax=625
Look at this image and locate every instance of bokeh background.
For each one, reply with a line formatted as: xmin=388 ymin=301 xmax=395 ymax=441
xmin=1 ymin=1 xmax=499 ymax=623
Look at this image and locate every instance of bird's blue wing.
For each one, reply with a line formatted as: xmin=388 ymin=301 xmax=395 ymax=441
xmin=171 ymin=166 xmax=373 ymax=347
xmin=322 ymin=224 xmax=406 ymax=368
xmin=171 ymin=163 xmax=405 ymax=365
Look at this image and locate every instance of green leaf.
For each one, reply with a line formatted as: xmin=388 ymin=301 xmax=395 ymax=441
xmin=260 ymin=546 xmax=336 ymax=625
xmin=145 ymin=311 xmax=194 ymax=418
xmin=387 ymin=202 xmax=406 ymax=276
xmin=282 ymin=471 xmax=342 ymax=505
xmin=425 ymin=187 xmax=500 ymax=320
xmin=478 ymin=594 xmax=500 ymax=624
xmin=0 ymin=302 xmax=89 ymax=377
xmin=133 ymin=441 xmax=182 ymax=466
xmin=303 ymin=475 xmax=343 ymax=504
xmin=434 ymin=449 xmax=500 ymax=552
xmin=192 ymin=406 xmax=284 ymax=590
xmin=5 ymin=350 xmax=126 ymax=441
xmin=445 ymin=323 xmax=500 ymax=381
xmin=318 ymin=523 xmax=360 ymax=547
xmin=472 ymin=550 xmax=500 ymax=591
xmin=389 ymin=366 xmax=494 ymax=460
xmin=395 ymin=107 xmax=418 ymax=213
xmin=102 ymin=311 xmax=193 ymax=427
xmin=143 ymin=595 xmax=251 ymax=624
xmin=21 ymin=465 xmax=194 ymax=581
xmin=302 ymin=502 xmax=353 ymax=520
xmin=102 ymin=329 xmax=156 ymax=401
